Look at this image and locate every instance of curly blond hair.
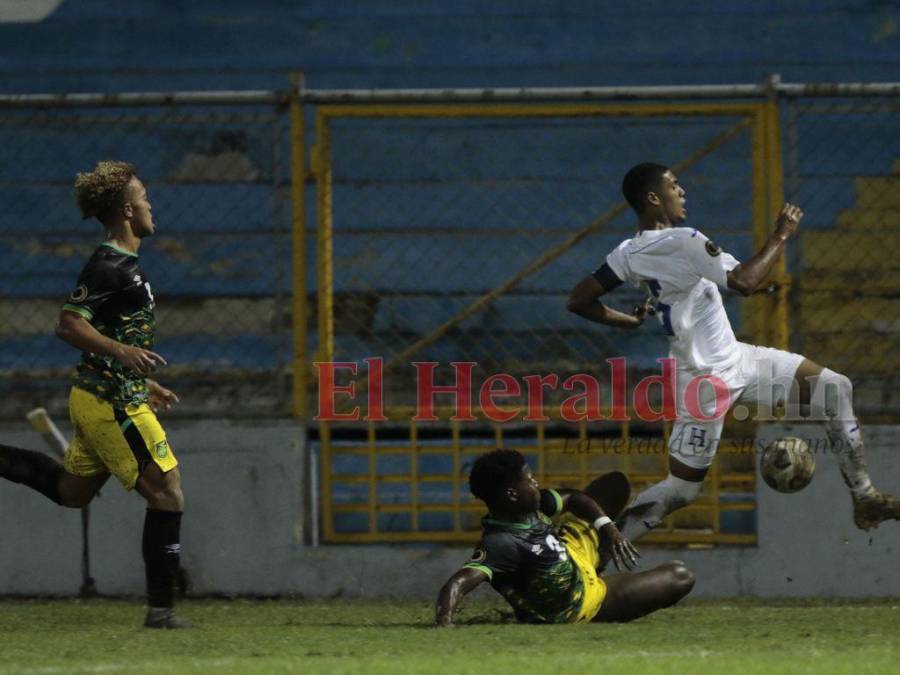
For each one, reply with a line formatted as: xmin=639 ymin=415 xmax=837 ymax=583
xmin=74 ymin=160 xmax=137 ymax=220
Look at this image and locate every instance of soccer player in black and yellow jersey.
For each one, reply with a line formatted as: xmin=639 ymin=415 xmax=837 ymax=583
xmin=436 ymin=449 xmax=695 ymax=626
xmin=0 ymin=161 xmax=190 ymax=628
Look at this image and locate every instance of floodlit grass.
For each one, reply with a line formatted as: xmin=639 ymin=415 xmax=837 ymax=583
xmin=0 ymin=597 xmax=897 ymax=674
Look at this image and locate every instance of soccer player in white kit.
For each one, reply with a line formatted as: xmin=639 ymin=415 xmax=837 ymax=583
xmin=567 ymin=163 xmax=900 ymax=538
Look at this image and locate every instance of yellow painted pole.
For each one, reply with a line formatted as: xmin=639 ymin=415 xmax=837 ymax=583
xmin=315 ymin=109 xmax=336 ymax=541
xmin=315 ymin=109 xmax=335 ymax=368
xmin=289 ymin=75 xmax=308 ymax=419
xmin=368 ymin=421 xmax=377 ymax=533
xmin=765 ymin=98 xmax=790 ymax=350
xmin=410 ymin=422 xmax=419 ymax=532
xmin=320 ymin=421 xmax=334 ymax=541
xmin=451 ymin=421 xmax=461 ymax=533
xmin=748 ymin=106 xmax=768 ymax=346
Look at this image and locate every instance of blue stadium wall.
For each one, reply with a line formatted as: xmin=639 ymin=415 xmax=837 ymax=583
xmin=0 ymin=1 xmax=898 ymax=412
xmin=0 ymin=1 xmax=898 ymax=92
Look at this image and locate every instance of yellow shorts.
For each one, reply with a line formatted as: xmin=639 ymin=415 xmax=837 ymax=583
xmin=558 ymin=512 xmax=607 ymax=622
xmin=63 ymin=387 xmax=178 ymax=490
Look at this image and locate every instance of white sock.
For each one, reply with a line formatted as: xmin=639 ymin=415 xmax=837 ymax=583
xmin=809 ymin=369 xmax=874 ymax=498
xmin=619 ymin=474 xmax=703 ymax=542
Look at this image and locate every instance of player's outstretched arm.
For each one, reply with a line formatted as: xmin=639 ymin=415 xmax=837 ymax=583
xmin=567 ymin=276 xmax=652 ymax=329
xmin=435 ymin=567 xmax=487 ymax=628
xmin=56 ymin=310 xmax=167 ymax=375
xmin=555 ymin=489 xmax=639 ymax=570
xmin=727 ymin=203 xmax=803 ymax=297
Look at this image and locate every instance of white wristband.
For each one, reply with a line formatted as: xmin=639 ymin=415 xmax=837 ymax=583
xmin=592 ymin=516 xmax=612 ymax=531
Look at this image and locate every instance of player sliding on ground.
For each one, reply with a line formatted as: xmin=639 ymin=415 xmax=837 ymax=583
xmin=435 ymin=449 xmax=695 ymax=626
xmin=567 ymin=162 xmax=900 ymax=537
xmin=0 ymin=161 xmax=191 ymax=628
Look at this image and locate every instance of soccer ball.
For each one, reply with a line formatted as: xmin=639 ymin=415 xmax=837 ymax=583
xmin=760 ymin=437 xmax=815 ymax=493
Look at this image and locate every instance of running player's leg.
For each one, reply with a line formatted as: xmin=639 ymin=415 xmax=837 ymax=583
xmin=0 ymin=442 xmax=68 ymax=504
xmin=593 ymin=561 xmax=695 ymax=623
xmin=135 ymin=462 xmax=188 ymax=627
xmin=75 ymin=389 xmax=190 ymax=628
xmin=57 ymin=471 xmax=109 ymax=507
xmin=120 ymin=408 xmax=188 ymax=629
xmin=794 ymin=357 xmax=899 ymax=529
xmin=1 ymin=423 xmax=107 ymax=507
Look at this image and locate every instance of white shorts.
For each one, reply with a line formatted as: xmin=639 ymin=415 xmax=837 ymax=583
xmin=669 ymin=342 xmax=806 ymax=470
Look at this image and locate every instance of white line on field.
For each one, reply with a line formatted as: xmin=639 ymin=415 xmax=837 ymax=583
xmin=7 ymin=658 xmax=238 ymax=675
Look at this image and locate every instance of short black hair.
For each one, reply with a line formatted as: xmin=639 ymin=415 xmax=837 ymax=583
xmin=622 ymin=162 xmax=669 ymax=213
xmin=469 ymin=449 xmax=526 ymax=504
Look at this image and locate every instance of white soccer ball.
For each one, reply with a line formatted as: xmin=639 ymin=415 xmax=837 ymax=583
xmin=760 ymin=437 xmax=815 ymax=493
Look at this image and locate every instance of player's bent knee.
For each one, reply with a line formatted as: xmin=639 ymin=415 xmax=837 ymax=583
xmin=137 ymin=466 xmax=184 ymax=511
xmin=60 ymin=492 xmax=93 ymax=508
xmin=57 ymin=472 xmax=104 ymax=508
xmin=668 ymin=562 xmax=696 ymax=595
xmin=663 ymin=475 xmax=703 ymax=510
xmin=143 ymin=485 xmax=184 ymax=511
xmin=816 ymin=369 xmax=854 ymax=416
xmin=656 ymin=560 xmax=695 ymax=600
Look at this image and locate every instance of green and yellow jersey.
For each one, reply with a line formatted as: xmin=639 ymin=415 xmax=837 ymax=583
xmin=62 ymin=242 xmax=155 ymax=408
xmin=463 ymin=489 xmax=591 ymax=624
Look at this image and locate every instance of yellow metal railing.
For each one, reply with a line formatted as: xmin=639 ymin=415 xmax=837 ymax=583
xmin=318 ymin=410 xmax=757 ymax=545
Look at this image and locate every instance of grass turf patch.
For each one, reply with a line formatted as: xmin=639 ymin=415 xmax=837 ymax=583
xmin=0 ymin=598 xmax=897 ymax=674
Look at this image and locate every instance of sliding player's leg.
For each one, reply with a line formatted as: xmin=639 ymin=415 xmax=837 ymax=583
xmin=593 ymin=561 xmax=695 ymax=623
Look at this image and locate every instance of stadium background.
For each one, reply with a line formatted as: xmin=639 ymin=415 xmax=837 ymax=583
xmin=0 ymin=0 xmax=898 ymax=597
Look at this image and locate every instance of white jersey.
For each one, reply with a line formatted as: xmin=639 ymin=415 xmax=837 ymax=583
xmin=605 ymin=227 xmax=741 ymax=372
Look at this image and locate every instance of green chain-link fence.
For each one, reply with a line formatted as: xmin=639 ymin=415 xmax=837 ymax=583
xmin=784 ymin=96 xmax=900 ymax=419
xmin=0 ymin=100 xmax=296 ymax=420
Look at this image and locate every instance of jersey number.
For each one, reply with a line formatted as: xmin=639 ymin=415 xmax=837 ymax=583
xmin=647 ymin=280 xmax=674 ymax=337
xmin=144 ymin=282 xmax=155 ymax=304
xmin=545 ymin=535 xmax=568 ymax=562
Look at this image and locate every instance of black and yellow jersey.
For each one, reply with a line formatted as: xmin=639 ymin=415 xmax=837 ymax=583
xmin=463 ymin=489 xmax=588 ymax=623
xmin=62 ymin=242 xmax=155 ymax=408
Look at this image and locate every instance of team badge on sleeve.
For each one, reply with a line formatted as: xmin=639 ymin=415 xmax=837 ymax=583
xmin=68 ymin=284 xmax=88 ymax=303
xmin=705 ymin=240 xmax=722 ymax=257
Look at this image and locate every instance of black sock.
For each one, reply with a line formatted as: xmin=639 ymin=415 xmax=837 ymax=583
xmin=143 ymin=508 xmax=183 ymax=608
xmin=0 ymin=443 xmax=64 ymax=504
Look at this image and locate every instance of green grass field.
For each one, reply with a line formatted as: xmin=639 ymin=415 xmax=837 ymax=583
xmin=0 ymin=598 xmax=897 ymax=674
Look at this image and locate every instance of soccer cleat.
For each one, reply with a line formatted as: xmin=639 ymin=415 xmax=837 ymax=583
xmin=852 ymin=490 xmax=900 ymax=531
xmin=143 ymin=607 xmax=196 ymax=629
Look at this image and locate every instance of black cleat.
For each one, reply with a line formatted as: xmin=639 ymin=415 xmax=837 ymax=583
xmin=143 ymin=607 xmax=196 ymax=629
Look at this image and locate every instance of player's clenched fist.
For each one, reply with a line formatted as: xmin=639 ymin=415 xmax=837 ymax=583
xmin=775 ymin=203 xmax=804 ymax=240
